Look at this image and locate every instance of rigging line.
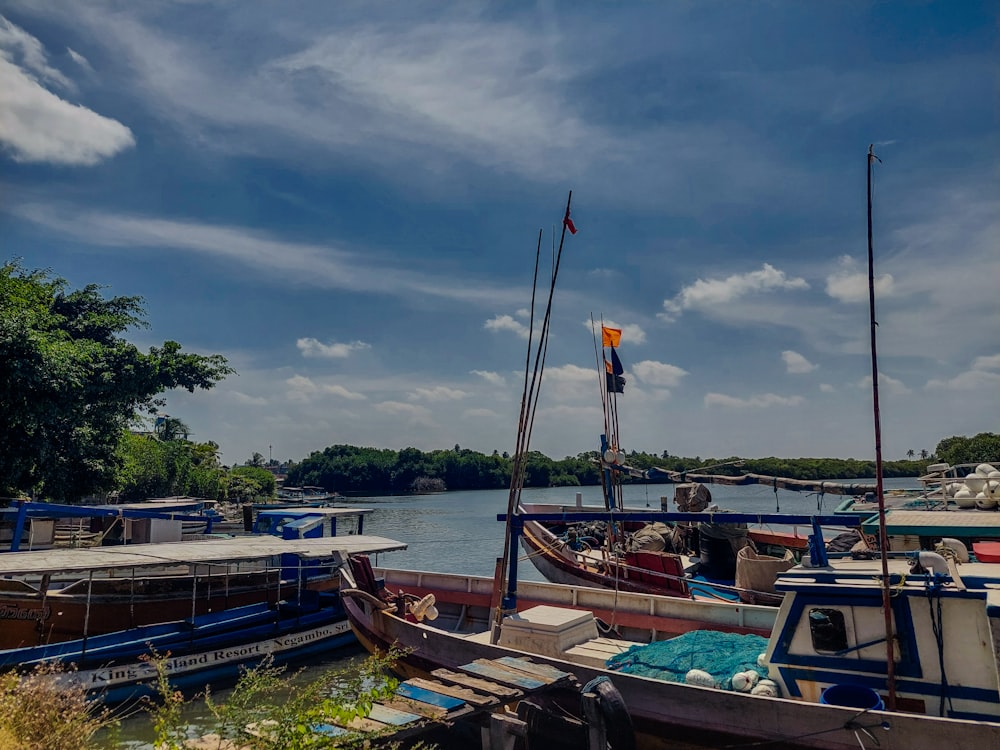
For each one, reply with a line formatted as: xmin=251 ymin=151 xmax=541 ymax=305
xmin=496 ymin=191 xmax=574 ymax=631
xmin=495 ymin=227 xmax=544 ymax=619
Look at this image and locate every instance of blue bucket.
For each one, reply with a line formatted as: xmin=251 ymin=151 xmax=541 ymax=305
xmin=820 ymin=684 xmax=884 ymax=711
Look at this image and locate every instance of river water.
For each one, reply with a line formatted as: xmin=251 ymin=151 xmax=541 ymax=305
xmin=112 ymin=479 xmax=914 ymax=747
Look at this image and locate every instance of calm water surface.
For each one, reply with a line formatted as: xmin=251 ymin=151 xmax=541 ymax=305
xmin=113 ymin=479 xmax=915 ymax=747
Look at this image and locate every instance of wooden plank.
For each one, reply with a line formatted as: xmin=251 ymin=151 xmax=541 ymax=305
xmin=310 ymin=723 xmax=348 ymax=737
xmin=492 ymin=656 xmax=573 ymax=683
xmin=406 ymin=677 xmax=498 ymax=707
xmin=395 ymin=682 xmax=467 ymax=711
xmin=380 ymin=697 xmax=449 ymax=720
xmin=430 ymin=668 xmax=522 ymax=698
xmin=345 ymin=715 xmax=388 ymax=732
xmin=459 ymin=660 xmax=545 ymax=689
xmin=475 ymin=657 xmax=557 ymax=684
xmin=367 ymin=703 xmax=423 ymax=726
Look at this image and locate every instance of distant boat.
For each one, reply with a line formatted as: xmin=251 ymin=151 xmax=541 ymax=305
xmin=275 ymin=485 xmax=343 ymax=503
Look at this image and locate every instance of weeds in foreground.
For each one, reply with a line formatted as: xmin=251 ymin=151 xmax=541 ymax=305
xmin=149 ymin=648 xmax=412 ymax=749
xmin=0 ymin=663 xmax=118 ymax=750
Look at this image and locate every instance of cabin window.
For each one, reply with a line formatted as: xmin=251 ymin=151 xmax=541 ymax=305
xmin=808 ymin=608 xmax=848 ymax=653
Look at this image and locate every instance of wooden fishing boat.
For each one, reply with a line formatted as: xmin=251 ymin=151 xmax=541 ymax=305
xmin=516 ymin=480 xmax=857 ymax=604
xmin=0 ymin=532 xmax=405 ymax=702
xmin=341 ymin=546 xmax=1000 ymax=750
xmin=0 ymin=528 xmax=404 ymax=650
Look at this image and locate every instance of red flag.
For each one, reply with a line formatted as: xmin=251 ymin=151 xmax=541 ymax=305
xmin=563 ymin=208 xmax=577 ymax=235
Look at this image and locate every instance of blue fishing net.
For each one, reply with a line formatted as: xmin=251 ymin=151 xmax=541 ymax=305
xmin=605 ymin=630 xmax=769 ymax=689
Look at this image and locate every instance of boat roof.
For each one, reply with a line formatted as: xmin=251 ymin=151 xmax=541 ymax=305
xmin=0 ymin=535 xmax=406 ymax=575
xmin=255 ymin=507 xmax=373 ymax=518
xmin=860 ymin=509 xmax=1000 ymax=535
xmin=776 ymin=555 xmax=1000 ymax=593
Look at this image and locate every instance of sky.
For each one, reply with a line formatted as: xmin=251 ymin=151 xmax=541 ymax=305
xmin=1 ymin=1 xmax=997 ymax=468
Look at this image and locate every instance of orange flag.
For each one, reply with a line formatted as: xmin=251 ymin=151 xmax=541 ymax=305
xmin=601 ymin=326 xmax=622 ymax=348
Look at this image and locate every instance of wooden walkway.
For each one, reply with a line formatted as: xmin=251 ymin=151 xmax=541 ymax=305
xmin=187 ymin=655 xmax=577 ymax=749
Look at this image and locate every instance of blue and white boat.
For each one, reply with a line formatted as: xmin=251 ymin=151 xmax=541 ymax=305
xmin=343 ymin=523 xmax=1000 ymax=749
xmin=0 ymin=534 xmax=406 ymax=702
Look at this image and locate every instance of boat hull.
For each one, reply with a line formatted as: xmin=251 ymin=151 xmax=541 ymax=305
xmin=344 ymin=568 xmax=1000 ymax=750
xmin=0 ymin=573 xmax=340 ymax=649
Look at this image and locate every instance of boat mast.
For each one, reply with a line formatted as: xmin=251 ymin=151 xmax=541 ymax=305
xmin=492 ymin=192 xmax=574 ymax=641
xmin=867 ymin=143 xmax=896 ymax=710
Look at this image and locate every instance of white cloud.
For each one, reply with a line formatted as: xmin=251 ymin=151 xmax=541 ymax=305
xmin=544 ymin=363 xmax=598 ymax=387
xmin=781 ymin=350 xmax=817 ymax=374
xmin=269 ymin=21 xmax=602 ymax=181
xmin=409 ymin=386 xmax=468 ymax=402
xmin=485 ymin=314 xmax=530 ymax=339
xmin=926 ymin=353 xmax=1000 ymax=391
xmin=463 ymin=408 xmax=499 ymax=418
xmin=704 ymin=392 xmax=805 ymax=408
xmin=631 ymin=360 xmax=688 ymax=388
xmin=285 ymin=374 xmax=319 ymax=401
xmin=661 ymin=263 xmax=808 ymax=321
xmin=228 ymin=391 xmax=268 ymax=406
xmin=66 ymin=47 xmax=92 ymax=72
xmin=0 ymin=56 xmax=135 ymax=165
xmin=13 ymin=205 xmax=525 ymax=308
xmin=858 ymin=374 xmax=910 ymax=396
xmin=296 ymin=338 xmax=371 ymax=359
xmin=0 ymin=16 xmax=73 ymax=89
xmin=972 ymin=354 xmax=1000 ymax=372
xmin=0 ymin=17 xmax=134 ymax=165
xmin=819 ymin=383 xmax=835 ymax=393
xmin=321 ymin=384 xmax=367 ymax=401
xmin=283 ymin=374 xmax=365 ymax=401
xmin=374 ymin=401 xmax=433 ymax=423
xmin=825 ymin=255 xmax=894 ymax=303
xmin=471 ymin=370 xmax=506 ymax=387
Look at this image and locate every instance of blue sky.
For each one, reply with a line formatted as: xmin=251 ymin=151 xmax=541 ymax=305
xmin=2 ymin=1 xmax=997 ymax=467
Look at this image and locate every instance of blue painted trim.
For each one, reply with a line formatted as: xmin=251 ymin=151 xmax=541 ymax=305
xmin=774 ymin=665 xmax=999 ymax=705
xmin=770 ymin=592 xmax=922 ymax=679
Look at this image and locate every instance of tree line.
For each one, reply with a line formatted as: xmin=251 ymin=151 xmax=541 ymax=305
xmin=285 ymin=438 xmax=997 ymax=496
xmin=3 ymin=262 xmax=997 ymax=503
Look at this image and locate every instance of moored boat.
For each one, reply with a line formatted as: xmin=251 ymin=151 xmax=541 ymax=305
xmin=0 ymin=528 xmax=403 ymax=650
xmin=342 ymin=545 xmax=1000 ymax=749
xmin=0 ymin=533 xmax=405 ymax=703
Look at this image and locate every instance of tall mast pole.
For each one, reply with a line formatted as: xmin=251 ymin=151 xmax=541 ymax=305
xmin=867 ymin=144 xmax=896 ymax=710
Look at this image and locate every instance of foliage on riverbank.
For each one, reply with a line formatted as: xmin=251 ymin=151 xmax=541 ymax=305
xmin=0 ymin=650 xmax=417 ymax=749
xmin=285 ymin=435 xmax=999 ymax=495
xmin=0 ymin=663 xmax=117 ymax=750
xmin=148 ymin=648 xmax=416 ymax=749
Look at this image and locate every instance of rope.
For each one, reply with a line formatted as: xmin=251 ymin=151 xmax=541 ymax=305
xmin=717 ymin=706 xmax=890 ymax=748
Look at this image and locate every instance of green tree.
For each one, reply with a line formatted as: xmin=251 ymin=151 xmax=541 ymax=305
xmin=0 ymin=262 xmax=233 ymax=501
xmin=935 ymin=433 xmax=1000 ymax=466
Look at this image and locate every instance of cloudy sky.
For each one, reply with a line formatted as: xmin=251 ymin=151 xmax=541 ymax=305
xmin=2 ymin=1 xmax=997 ymax=467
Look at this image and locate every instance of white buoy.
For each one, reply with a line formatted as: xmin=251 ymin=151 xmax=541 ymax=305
xmin=731 ymin=672 xmax=752 ymax=692
xmin=937 ymin=538 xmax=970 ymax=563
xmin=988 ymin=470 xmax=1000 ymax=480
xmin=965 ymin=476 xmax=987 ymax=493
xmin=685 ymin=669 xmax=717 ymax=688
xmin=954 ymin=487 xmax=976 ymax=508
xmin=751 ymin=679 xmax=780 ymax=697
xmin=757 ymin=653 xmax=768 ymax=668
xmin=975 ymin=493 xmax=997 ymax=510
xmin=975 ymin=464 xmax=997 ymax=477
